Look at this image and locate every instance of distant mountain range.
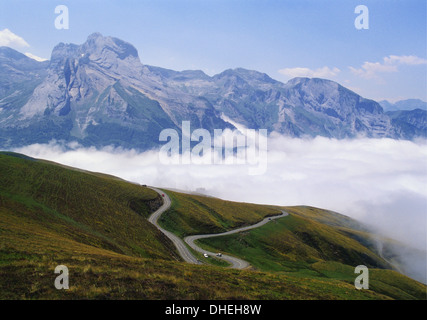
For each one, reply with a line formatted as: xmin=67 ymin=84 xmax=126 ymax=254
xmin=378 ymin=100 xmax=427 ymax=139
xmin=0 ymin=33 xmax=426 ymax=150
xmin=379 ymin=99 xmax=427 ymax=112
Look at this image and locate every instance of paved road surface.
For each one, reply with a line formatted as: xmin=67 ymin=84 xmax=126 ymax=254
xmin=148 ymin=187 xmax=289 ymax=269
xmin=148 ymin=187 xmax=199 ymax=264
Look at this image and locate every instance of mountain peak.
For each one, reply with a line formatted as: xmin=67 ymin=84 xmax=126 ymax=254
xmin=86 ymin=32 xmax=104 ymax=41
xmin=50 ymin=32 xmax=139 ymax=66
xmin=82 ymin=32 xmax=139 ymax=60
xmin=0 ymin=46 xmax=28 ymax=60
xmin=212 ymin=68 xmax=279 ymax=89
xmin=1 ymin=32 xmax=425 ymax=147
xmin=287 ymin=77 xmax=335 ymax=86
xmin=0 ymin=46 xmax=48 ymax=73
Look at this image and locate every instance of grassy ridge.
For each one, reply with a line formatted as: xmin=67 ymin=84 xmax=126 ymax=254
xmin=1 ymin=247 xmax=395 ymax=300
xmin=0 ymin=152 xmax=179 ymax=260
xmin=195 ymin=207 xmax=426 ymax=299
xmin=159 ymin=190 xmax=281 ymax=237
xmin=0 ymin=152 xmax=425 ymax=300
xmin=160 ymin=189 xmax=425 ymax=300
xmin=0 ymin=153 xmax=391 ymax=300
xmin=311 ymin=262 xmax=427 ymax=300
xmin=195 ymin=212 xmax=388 ymax=272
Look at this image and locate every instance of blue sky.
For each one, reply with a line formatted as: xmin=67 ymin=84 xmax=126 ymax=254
xmin=0 ymin=0 xmax=426 ymax=102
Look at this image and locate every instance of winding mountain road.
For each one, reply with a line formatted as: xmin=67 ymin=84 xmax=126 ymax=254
xmin=148 ymin=187 xmax=289 ymax=269
xmin=148 ymin=187 xmax=199 ymax=264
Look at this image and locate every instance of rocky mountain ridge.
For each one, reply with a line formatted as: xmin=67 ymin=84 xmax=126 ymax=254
xmin=0 ymin=33 xmax=425 ymax=150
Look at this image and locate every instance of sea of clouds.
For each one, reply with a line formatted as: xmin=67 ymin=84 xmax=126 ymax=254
xmin=14 ymin=134 xmax=427 ymax=283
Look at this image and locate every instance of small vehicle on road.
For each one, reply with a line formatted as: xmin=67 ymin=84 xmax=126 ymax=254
xmin=203 ymin=253 xmax=209 ymax=258
xmin=216 ymin=253 xmax=222 ymax=257
xmin=162 ymin=194 xmax=165 ymax=197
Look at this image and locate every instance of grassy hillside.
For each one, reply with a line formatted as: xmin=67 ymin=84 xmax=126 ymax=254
xmin=195 ymin=207 xmax=426 ymax=299
xmin=161 ymin=191 xmax=392 ymax=271
xmin=0 ymin=152 xmax=425 ymax=300
xmin=0 ymin=152 xmax=179 ymax=260
xmin=1 ymin=241 xmax=397 ymax=300
xmin=158 ymin=190 xmax=281 ymax=237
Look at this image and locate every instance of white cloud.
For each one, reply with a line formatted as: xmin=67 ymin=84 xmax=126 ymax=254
xmin=384 ymin=55 xmax=427 ymax=66
xmin=278 ymin=66 xmax=340 ymax=79
xmin=349 ymin=62 xmax=397 ymax=79
xmin=13 ymin=136 xmax=427 ymax=283
xmin=350 ymin=55 xmax=427 ymax=79
xmin=24 ymin=52 xmax=48 ymax=62
xmin=0 ymin=28 xmax=30 ymax=48
xmin=14 ymin=136 xmax=427 ymax=248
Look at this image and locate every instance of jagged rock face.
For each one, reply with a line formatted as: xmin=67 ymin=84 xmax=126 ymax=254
xmin=277 ymin=78 xmax=394 ymax=138
xmin=0 ymin=47 xmax=47 ymax=110
xmin=387 ymin=109 xmax=427 ymax=139
xmin=0 ymin=33 xmax=425 ymax=150
xmin=161 ymin=71 xmax=396 ymax=138
xmin=20 ymin=33 xmax=146 ymax=120
xmin=0 ymin=47 xmax=47 ymax=85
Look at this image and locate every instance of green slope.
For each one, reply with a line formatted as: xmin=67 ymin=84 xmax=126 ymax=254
xmin=194 ymin=207 xmax=426 ymax=299
xmin=0 ymin=152 xmax=178 ymax=260
xmin=161 ymin=191 xmax=425 ymax=300
xmin=0 ymin=152 xmax=425 ymax=300
xmin=158 ymin=190 xmax=281 ymax=237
